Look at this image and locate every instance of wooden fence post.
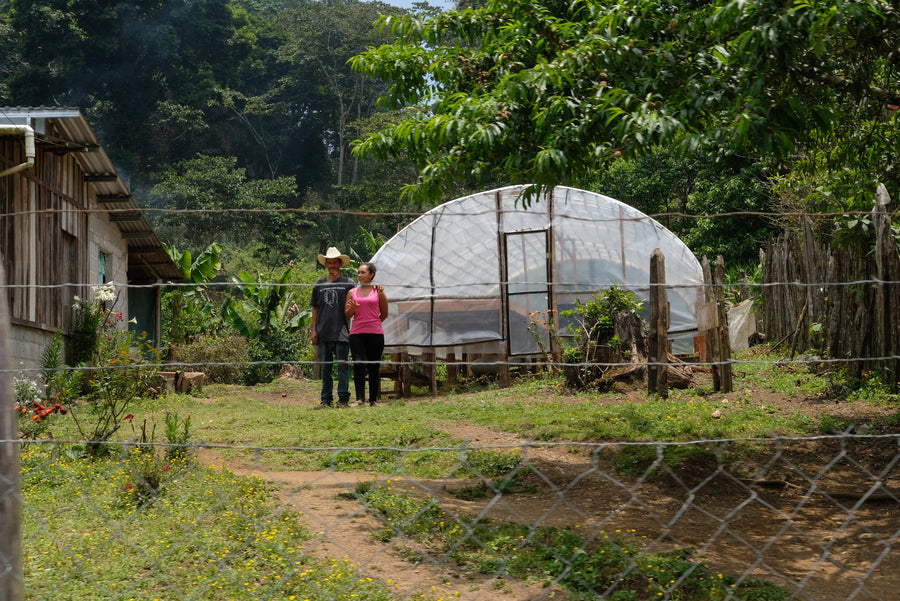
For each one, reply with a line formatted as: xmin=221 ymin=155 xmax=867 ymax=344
xmin=873 ymin=184 xmax=900 ymax=389
xmin=446 ymin=352 xmax=457 ymax=385
xmin=312 ymin=344 xmax=320 ymax=380
xmin=0 ymin=262 xmax=24 ymax=601
xmin=400 ymin=351 xmax=411 ymax=398
xmin=715 ymin=256 xmax=734 ymax=393
xmin=701 ymin=257 xmax=721 ymax=390
xmin=648 ymin=249 xmax=668 ymax=397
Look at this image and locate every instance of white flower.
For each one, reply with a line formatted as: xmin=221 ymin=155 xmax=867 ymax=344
xmin=128 ymin=317 xmax=138 ymax=324
xmin=92 ymin=282 xmax=117 ymax=303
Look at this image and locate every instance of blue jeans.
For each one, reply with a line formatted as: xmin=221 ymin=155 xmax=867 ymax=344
xmin=319 ymin=341 xmax=350 ymax=405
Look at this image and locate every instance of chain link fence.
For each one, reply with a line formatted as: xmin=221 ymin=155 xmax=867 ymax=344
xmin=7 ymin=433 xmax=900 ymax=601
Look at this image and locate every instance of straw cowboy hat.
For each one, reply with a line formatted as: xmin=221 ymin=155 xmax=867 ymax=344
xmin=318 ymin=246 xmax=351 ymax=266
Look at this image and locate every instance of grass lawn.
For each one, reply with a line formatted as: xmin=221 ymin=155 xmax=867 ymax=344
xmin=19 ymin=350 xmax=900 ymax=600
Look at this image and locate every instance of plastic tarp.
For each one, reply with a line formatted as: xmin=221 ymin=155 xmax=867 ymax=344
xmin=371 ymin=185 xmax=703 ymax=354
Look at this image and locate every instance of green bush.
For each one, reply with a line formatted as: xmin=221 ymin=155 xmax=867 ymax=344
xmin=240 ymin=329 xmax=301 ymax=386
xmin=174 ymin=334 xmax=249 ymax=384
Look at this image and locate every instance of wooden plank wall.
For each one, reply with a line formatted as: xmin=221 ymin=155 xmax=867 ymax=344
xmin=1 ymin=132 xmax=89 ymax=334
xmin=762 ymin=185 xmax=900 ymax=386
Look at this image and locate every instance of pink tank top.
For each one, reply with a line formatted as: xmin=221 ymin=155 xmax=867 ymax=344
xmin=349 ymin=287 xmax=384 ymax=335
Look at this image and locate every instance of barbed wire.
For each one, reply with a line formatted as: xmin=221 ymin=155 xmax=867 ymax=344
xmin=1 ymin=205 xmax=897 ymax=220
xmin=0 ymin=279 xmax=895 ymax=290
xmin=6 ymin=354 xmax=900 ymax=377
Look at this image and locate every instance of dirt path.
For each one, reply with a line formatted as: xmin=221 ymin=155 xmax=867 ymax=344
xmin=198 ymin=382 xmax=900 ymax=601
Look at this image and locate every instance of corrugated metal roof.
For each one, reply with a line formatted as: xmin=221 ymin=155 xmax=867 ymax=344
xmin=0 ymin=107 xmax=183 ymax=283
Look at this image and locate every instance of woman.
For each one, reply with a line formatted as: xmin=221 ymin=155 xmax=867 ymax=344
xmin=345 ymin=262 xmax=388 ymax=406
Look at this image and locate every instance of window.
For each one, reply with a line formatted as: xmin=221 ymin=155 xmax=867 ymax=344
xmin=99 ymin=250 xmax=108 ymax=284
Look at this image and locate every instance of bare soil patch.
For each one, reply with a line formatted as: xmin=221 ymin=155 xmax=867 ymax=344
xmin=199 ymin=377 xmax=900 ymax=601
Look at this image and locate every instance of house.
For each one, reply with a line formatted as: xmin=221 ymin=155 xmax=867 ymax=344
xmin=0 ymin=107 xmax=182 ymax=369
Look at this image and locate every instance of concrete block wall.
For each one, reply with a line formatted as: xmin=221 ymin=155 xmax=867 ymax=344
xmin=88 ymin=203 xmax=130 ymax=318
xmin=8 ymin=324 xmax=54 ymax=372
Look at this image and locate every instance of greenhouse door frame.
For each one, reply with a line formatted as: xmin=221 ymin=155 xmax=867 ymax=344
xmin=502 ymin=229 xmax=554 ymax=357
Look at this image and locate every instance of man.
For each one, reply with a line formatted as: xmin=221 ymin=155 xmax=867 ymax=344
xmin=310 ymin=247 xmax=355 ymax=408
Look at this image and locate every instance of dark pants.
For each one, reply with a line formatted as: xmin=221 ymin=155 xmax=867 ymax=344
xmin=318 ymin=341 xmax=350 ymax=405
xmin=349 ymin=333 xmax=385 ymax=404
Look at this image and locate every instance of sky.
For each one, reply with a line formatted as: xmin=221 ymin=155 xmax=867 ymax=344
xmin=381 ymin=0 xmax=455 ymax=10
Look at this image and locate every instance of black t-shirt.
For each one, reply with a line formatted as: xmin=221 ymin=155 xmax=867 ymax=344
xmin=310 ymin=276 xmax=355 ymax=343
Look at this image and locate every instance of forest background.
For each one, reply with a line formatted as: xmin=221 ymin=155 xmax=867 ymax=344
xmin=1 ymin=0 xmax=898 ymax=384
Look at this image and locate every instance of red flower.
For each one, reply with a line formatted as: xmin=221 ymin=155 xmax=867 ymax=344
xmin=163 ymin=465 xmax=171 ymax=471
xmin=124 ymin=483 xmax=133 ymax=490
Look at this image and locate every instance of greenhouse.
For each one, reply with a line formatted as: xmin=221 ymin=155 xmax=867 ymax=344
xmin=371 ymin=185 xmax=704 ymax=360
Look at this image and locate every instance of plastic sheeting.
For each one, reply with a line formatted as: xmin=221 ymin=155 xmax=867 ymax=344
xmin=371 ymin=185 xmax=703 ymax=355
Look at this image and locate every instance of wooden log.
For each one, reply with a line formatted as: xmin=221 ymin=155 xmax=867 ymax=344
xmin=178 ymin=372 xmax=205 ymax=394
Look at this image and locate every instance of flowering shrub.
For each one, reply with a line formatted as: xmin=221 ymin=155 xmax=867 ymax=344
xmin=68 ymin=282 xmax=118 ymax=365
xmin=63 ymin=282 xmax=162 ymax=457
xmin=14 ymin=376 xmax=65 ymax=441
xmin=119 ymin=448 xmax=184 ymax=507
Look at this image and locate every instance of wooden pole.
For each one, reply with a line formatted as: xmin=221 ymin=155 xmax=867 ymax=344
xmin=446 ymin=352 xmax=457 ymax=385
xmin=423 ymin=350 xmax=437 ymax=395
xmin=400 ymin=351 xmax=411 ymax=398
xmin=715 ymin=256 xmax=734 ymax=393
xmin=0 ymin=262 xmax=24 ymax=601
xmin=312 ymin=344 xmax=321 ymax=380
xmin=702 ymin=257 xmax=721 ymax=391
xmin=499 ymin=349 xmax=510 ymax=389
xmin=648 ymin=249 xmax=668 ymax=397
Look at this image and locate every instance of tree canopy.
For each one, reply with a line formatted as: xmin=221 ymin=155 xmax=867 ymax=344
xmin=351 ymin=0 xmax=900 ymax=203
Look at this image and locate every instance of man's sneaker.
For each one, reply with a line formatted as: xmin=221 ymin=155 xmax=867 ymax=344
xmin=314 ymin=403 xmax=332 ymax=410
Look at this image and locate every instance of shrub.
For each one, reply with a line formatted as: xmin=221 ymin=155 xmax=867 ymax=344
xmin=173 ymin=334 xmax=249 ymax=384
xmin=14 ymin=376 xmax=62 ymax=441
xmin=561 ymin=286 xmax=645 ymax=390
xmin=240 ymin=329 xmax=301 ymax=386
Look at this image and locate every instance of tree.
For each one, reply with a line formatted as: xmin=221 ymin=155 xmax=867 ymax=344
xmin=274 ymin=0 xmax=404 ymax=187
xmin=148 ymin=154 xmax=302 ymax=254
xmin=351 ymin=0 xmax=900 ymax=204
xmin=7 ymin=0 xmax=259 ymax=177
xmin=587 ymin=147 xmax=776 ymax=264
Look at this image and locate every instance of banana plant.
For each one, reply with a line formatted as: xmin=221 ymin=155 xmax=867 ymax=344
xmin=163 ymin=243 xmax=224 ymax=352
xmin=225 ymin=267 xmax=310 ymax=339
